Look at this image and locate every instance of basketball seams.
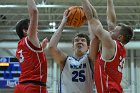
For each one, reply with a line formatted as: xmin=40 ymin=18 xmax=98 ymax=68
xmin=67 ymin=6 xmax=76 ymax=26
xmin=66 ymin=6 xmax=86 ymax=27
xmin=70 ymin=8 xmax=78 ymax=27
xmin=77 ymin=7 xmax=82 ymax=27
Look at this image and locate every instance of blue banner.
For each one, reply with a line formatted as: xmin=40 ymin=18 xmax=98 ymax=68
xmin=0 ymin=57 xmax=20 ymax=88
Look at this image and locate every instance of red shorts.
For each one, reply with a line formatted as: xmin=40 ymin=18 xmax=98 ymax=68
xmin=14 ymin=84 xmax=48 ymax=93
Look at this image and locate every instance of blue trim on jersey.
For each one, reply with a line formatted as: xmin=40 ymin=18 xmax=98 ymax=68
xmin=59 ymin=71 xmax=62 ymax=93
xmin=71 ymin=54 xmax=86 ymax=61
xmin=59 ymin=56 xmax=68 ymax=93
xmin=61 ymin=56 xmax=68 ymax=72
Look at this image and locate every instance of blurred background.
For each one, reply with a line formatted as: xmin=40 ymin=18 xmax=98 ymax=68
xmin=0 ymin=0 xmax=140 ymax=93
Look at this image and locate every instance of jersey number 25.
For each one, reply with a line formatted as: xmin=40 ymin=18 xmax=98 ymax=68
xmin=72 ymin=70 xmax=85 ymax=82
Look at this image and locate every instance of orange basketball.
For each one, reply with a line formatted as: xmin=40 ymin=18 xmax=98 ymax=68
xmin=66 ymin=6 xmax=87 ymax=27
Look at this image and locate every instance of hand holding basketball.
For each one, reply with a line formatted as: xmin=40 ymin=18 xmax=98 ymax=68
xmin=62 ymin=9 xmax=69 ymax=24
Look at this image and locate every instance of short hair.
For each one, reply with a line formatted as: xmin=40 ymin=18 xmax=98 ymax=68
xmin=73 ymin=33 xmax=90 ymax=46
xmin=16 ymin=19 xmax=30 ymax=39
xmin=117 ymin=23 xmax=134 ymax=44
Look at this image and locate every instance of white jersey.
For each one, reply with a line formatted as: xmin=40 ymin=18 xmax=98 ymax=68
xmin=60 ymin=54 xmax=94 ymax=93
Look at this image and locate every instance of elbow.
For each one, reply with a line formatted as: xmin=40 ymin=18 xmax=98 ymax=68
xmin=48 ymin=46 xmax=53 ymax=54
xmin=29 ymin=8 xmax=38 ymax=17
xmin=48 ymin=44 xmax=53 ymax=51
xmin=32 ymin=8 xmax=38 ymax=15
xmin=95 ymin=24 xmax=104 ymax=38
xmin=48 ymin=44 xmax=55 ymax=53
xmin=48 ymin=45 xmax=58 ymax=56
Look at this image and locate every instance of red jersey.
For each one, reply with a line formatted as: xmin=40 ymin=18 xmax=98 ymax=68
xmin=94 ymin=40 xmax=126 ymax=93
xmin=16 ymin=37 xmax=47 ymax=83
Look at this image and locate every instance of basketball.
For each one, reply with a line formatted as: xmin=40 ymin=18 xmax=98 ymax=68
xmin=66 ymin=6 xmax=87 ymax=27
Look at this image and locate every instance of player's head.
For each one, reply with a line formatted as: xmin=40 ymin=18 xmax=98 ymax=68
xmin=16 ymin=19 xmax=30 ymax=39
xmin=72 ymin=33 xmax=90 ymax=56
xmin=111 ymin=23 xmax=134 ymax=45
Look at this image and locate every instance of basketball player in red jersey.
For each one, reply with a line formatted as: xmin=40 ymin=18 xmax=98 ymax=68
xmin=80 ymin=0 xmax=134 ymax=92
xmin=14 ymin=0 xmax=48 ymax=93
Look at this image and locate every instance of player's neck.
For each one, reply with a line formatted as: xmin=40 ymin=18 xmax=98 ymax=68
xmin=74 ymin=52 xmax=85 ymax=59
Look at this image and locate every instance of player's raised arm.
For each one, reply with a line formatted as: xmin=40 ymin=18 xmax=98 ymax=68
xmin=88 ymin=35 xmax=99 ymax=63
xmin=80 ymin=0 xmax=104 ymax=38
xmin=81 ymin=0 xmax=98 ymax=20
xmin=81 ymin=0 xmax=115 ymax=60
xmin=107 ymin=0 xmax=116 ymax=31
xmin=48 ymin=10 xmax=69 ymax=67
xmin=27 ymin=0 xmax=39 ymax=47
xmin=81 ymin=0 xmax=102 ymax=41
xmin=81 ymin=0 xmax=113 ymax=46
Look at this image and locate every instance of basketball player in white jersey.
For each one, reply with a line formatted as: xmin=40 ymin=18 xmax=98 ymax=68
xmin=48 ymin=10 xmax=99 ymax=93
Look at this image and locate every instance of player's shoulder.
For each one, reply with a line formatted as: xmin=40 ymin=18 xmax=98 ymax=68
xmin=18 ymin=37 xmax=26 ymax=46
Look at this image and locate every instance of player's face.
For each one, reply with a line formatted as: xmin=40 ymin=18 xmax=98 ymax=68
xmin=73 ymin=36 xmax=89 ymax=55
xmin=23 ymin=29 xmax=28 ymax=37
xmin=23 ymin=27 xmax=39 ymax=37
xmin=22 ymin=22 xmax=29 ymax=37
